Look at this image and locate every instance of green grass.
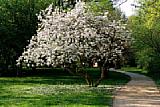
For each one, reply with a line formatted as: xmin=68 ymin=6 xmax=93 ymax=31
xmin=121 ymin=67 xmax=148 ymax=75
xmin=121 ymin=67 xmax=160 ymax=89
xmin=0 ymin=68 xmax=130 ymax=107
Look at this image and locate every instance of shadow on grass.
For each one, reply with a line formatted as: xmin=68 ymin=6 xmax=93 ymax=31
xmin=0 ymin=94 xmax=111 ymax=107
xmin=0 ymin=68 xmax=130 ymax=107
xmin=0 ymin=84 xmax=112 ymax=107
xmin=0 ymin=68 xmax=130 ymax=86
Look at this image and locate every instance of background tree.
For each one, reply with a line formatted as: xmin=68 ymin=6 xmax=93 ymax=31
xmin=0 ymin=0 xmax=72 ymax=71
xmin=128 ymin=0 xmax=160 ymax=73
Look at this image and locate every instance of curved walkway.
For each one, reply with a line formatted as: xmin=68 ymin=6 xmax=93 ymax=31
xmin=112 ymin=69 xmax=160 ymax=107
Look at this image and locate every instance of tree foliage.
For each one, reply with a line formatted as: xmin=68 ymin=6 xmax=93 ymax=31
xmin=128 ymin=0 xmax=160 ymax=73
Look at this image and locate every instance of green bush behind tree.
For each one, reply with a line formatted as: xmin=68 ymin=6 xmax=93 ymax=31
xmin=0 ymin=0 xmax=77 ymax=70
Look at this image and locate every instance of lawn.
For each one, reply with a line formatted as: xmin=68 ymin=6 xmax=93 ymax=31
xmin=0 ymin=68 xmax=130 ymax=107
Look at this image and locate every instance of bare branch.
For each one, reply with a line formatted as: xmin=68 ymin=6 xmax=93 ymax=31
xmin=113 ymin=0 xmax=128 ymax=7
xmin=118 ymin=0 xmax=127 ymax=6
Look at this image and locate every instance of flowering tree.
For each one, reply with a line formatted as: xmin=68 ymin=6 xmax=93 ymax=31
xmin=17 ymin=1 xmax=131 ymax=86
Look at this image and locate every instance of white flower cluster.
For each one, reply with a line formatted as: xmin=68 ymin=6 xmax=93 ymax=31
xmin=16 ymin=1 xmax=131 ymax=67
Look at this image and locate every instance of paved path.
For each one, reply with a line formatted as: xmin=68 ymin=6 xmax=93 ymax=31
xmin=113 ymin=70 xmax=160 ymax=107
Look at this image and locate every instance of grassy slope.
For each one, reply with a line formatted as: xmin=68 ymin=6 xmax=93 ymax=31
xmin=121 ymin=67 xmax=160 ymax=89
xmin=0 ymin=68 xmax=130 ymax=107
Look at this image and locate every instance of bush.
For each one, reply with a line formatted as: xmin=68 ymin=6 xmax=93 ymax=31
xmin=147 ymin=56 xmax=160 ymax=74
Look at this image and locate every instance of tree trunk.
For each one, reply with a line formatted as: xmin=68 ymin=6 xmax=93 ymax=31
xmin=94 ymin=67 xmax=109 ymax=87
xmin=32 ymin=67 xmax=37 ymax=74
xmin=85 ymin=72 xmax=93 ymax=86
xmin=64 ymin=67 xmax=75 ymax=75
xmin=16 ymin=64 xmax=22 ymax=76
xmin=64 ymin=67 xmax=93 ymax=86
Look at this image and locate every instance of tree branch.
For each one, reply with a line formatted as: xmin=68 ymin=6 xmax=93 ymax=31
xmin=118 ymin=0 xmax=127 ymax=6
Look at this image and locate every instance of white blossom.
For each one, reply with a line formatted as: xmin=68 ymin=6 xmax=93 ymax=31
xmin=17 ymin=1 xmax=131 ymax=68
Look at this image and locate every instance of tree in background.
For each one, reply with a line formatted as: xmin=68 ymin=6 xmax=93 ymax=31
xmin=0 ymin=0 xmax=74 ymax=71
xmin=17 ymin=1 xmax=131 ymax=86
xmin=128 ymin=0 xmax=160 ymax=73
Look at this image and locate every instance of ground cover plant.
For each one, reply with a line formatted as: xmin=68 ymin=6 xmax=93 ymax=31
xmin=0 ymin=68 xmax=130 ymax=107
